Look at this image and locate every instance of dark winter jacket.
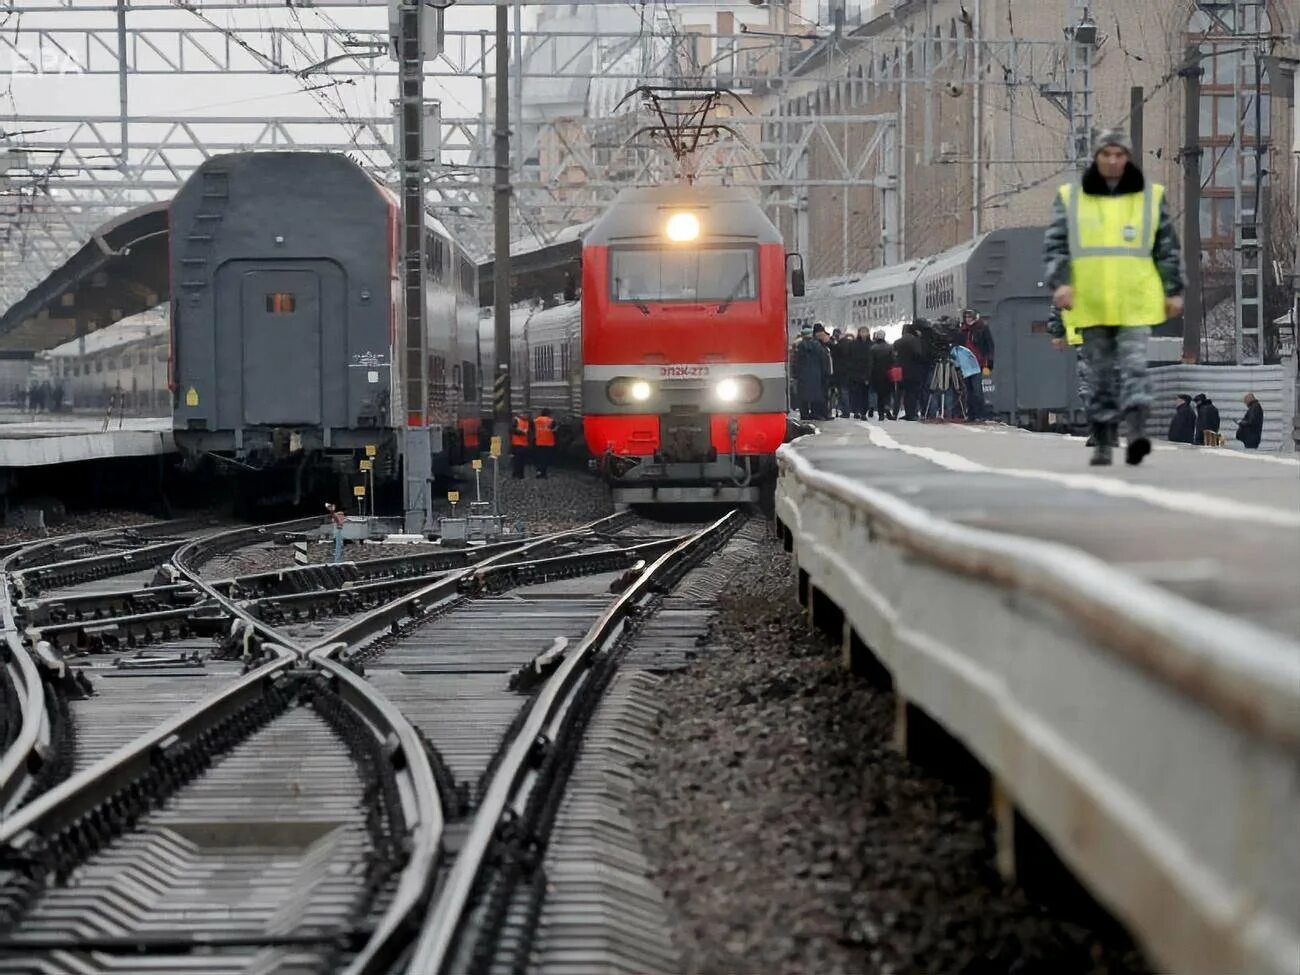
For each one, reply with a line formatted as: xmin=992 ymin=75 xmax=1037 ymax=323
xmin=1167 ymin=403 xmax=1197 ymax=444
xmin=961 ymin=318 xmax=995 ymax=370
xmin=867 ymin=340 xmax=895 ymax=386
xmin=840 ymin=337 xmax=872 ymax=381
xmin=793 ymin=337 xmax=831 ymax=395
xmin=826 ymin=338 xmax=857 ymax=379
xmin=1043 ymin=161 xmax=1185 ymax=298
xmin=1194 ymin=399 xmax=1221 ymax=443
xmin=1236 ymin=401 xmax=1264 ymax=449
xmin=893 ymin=332 xmax=927 ymax=381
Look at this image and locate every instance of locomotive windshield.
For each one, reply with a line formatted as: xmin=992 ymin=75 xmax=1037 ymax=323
xmin=610 ymin=247 xmax=758 ymax=304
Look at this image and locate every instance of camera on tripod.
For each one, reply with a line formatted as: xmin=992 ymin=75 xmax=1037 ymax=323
xmin=917 ymin=316 xmax=962 ymax=363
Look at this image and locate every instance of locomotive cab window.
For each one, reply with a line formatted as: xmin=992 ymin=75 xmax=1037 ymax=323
xmin=265 ymin=293 xmax=296 ymax=314
xmin=610 ymin=247 xmax=757 ymax=304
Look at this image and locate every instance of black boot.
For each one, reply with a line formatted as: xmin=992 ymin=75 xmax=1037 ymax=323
xmin=1124 ymin=411 xmax=1151 ymax=466
xmin=1089 ymin=424 xmax=1112 ymax=466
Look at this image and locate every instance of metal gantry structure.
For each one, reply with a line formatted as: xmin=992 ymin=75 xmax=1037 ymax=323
xmin=0 ymin=0 xmax=1095 ymax=316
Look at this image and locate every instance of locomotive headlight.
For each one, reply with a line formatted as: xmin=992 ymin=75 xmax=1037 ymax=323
xmin=665 ymin=211 xmax=700 ymax=243
xmin=608 ymin=377 xmax=656 ymax=405
xmin=715 ymin=375 xmax=762 ymax=404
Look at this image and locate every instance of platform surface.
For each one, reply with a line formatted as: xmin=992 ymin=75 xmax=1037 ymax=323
xmin=0 ymin=413 xmax=174 ymax=467
xmin=793 ymin=419 xmax=1300 ymax=641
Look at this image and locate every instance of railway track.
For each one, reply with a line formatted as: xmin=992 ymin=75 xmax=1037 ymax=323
xmin=0 ymin=509 xmax=750 ymax=974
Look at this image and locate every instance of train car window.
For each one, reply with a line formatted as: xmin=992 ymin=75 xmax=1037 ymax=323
xmin=265 ymin=293 xmax=296 ymax=314
xmin=463 ymin=361 xmax=477 ymax=402
xmin=610 ymin=247 xmax=757 ymax=304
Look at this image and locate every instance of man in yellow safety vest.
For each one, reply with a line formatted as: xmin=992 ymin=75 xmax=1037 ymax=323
xmin=1043 ymin=128 xmax=1185 ymax=466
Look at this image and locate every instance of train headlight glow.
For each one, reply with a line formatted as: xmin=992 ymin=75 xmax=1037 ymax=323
xmin=665 ymin=212 xmax=700 ymax=242
xmin=608 ymin=377 xmax=656 ymax=405
xmin=715 ymin=376 xmax=762 ymax=404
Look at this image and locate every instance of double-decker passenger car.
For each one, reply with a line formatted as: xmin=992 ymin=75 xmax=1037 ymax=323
xmin=169 ymin=152 xmax=479 ymax=497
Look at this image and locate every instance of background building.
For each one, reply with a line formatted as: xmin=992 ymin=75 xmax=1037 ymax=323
xmin=773 ymin=0 xmax=1297 ymax=363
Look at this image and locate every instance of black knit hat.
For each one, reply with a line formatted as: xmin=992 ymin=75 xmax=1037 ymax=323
xmin=1176 ymin=394 xmax=1191 ymax=404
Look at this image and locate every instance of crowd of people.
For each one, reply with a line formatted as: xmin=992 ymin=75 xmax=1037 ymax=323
xmin=1168 ymin=391 xmax=1265 ymax=449
xmin=11 ymin=382 xmax=65 ymax=413
xmin=790 ymin=308 xmax=994 ymax=424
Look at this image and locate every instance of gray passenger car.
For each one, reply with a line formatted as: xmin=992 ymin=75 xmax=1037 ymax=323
xmin=170 ymin=152 xmax=478 ymax=485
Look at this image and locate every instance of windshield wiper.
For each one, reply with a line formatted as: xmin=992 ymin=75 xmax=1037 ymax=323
xmin=716 ymin=275 xmax=751 ymax=314
xmin=633 ymin=301 xmax=650 ymax=315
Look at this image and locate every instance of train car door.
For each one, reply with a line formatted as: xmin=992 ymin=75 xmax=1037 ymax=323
xmin=994 ymin=297 xmax=1081 ymax=420
xmin=241 ymin=267 xmax=323 ymax=425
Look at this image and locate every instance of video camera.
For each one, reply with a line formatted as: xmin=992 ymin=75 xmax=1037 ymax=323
xmin=916 ymin=317 xmax=961 ymax=363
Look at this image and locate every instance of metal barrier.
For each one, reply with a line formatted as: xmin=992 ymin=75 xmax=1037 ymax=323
xmin=775 ymin=442 xmax=1300 ymax=975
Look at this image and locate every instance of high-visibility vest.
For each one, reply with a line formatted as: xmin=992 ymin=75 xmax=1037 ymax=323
xmin=534 ymin=415 xmax=556 ymax=447
xmin=1058 ymin=182 xmax=1167 ymax=339
xmin=511 ymin=416 xmax=530 ymax=447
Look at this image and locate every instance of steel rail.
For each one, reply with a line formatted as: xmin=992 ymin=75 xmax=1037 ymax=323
xmin=0 ymin=518 xmax=217 ymax=573
xmin=407 ymin=509 xmax=741 ymax=974
xmin=0 ymin=512 xmax=642 ymax=958
xmin=314 ymin=513 xmax=634 ymax=655
xmin=0 ymin=646 xmax=297 ymax=850
xmin=9 ymin=539 xmax=194 ymax=598
xmin=0 ymin=585 xmax=48 ymax=820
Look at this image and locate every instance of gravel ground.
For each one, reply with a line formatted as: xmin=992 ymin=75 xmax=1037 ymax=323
xmin=199 ymin=540 xmax=445 ymax=579
xmin=0 ymin=510 xmax=161 ymax=547
xmin=633 ymin=537 xmax=1150 ymax=975
xmin=470 ymin=465 xmax=614 ymax=534
xmin=199 ymin=470 xmax=611 ymax=577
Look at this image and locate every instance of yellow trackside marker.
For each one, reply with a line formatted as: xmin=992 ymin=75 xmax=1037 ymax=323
xmin=489 ymin=436 xmax=502 ymax=457
xmin=359 ymin=459 xmax=373 ymax=472
xmin=185 ymin=387 xmax=198 ymax=407
xmin=365 ymin=444 xmax=377 ymax=457
xmin=471 ymin=459 xmax=482 ymax=471
xmin=353 ymin=485 xmax=366 ymax=497
xmin=447 ymin=491 xmax=460 ymax=503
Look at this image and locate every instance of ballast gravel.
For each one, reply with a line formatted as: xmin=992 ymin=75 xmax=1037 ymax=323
xmin=200 ymin=468 xmax=612 ymax=577
xmin=0 ymin=509 xmax=161 ymax=547
xmin=632 ymin=537 xmax=1150 ymax=975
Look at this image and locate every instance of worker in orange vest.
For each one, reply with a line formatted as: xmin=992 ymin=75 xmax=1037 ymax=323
xmin=510 ymin=413 xmax=530 ymax=479
xmin=533 ymin=409 xmax=556 ymax=479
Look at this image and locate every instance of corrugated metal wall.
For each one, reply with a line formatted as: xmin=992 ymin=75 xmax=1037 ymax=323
xmin=1147 ymin=363 xmax=1297 ymax=452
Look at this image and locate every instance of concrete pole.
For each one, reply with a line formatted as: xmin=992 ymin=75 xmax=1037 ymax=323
xmin=1180 ymin=46 xmax=1204 ymax=363
xmin=493 ymin=4 xmax=513 ymax=457
xmin=117 ymin=0 xmax=128 ymax=172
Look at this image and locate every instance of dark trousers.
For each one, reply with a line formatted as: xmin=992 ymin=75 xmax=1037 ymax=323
xmin=511 ymin=446 xmax=528 ymax=478
xmin=535 ymin=446 xmax=553 ymax=477
xmin=798 ymin=391 xmax=828 ymax=421
xmin=902 ymin=376 xmax=925 ymax=419
xmin=964 ymin=375 xmax=986 ymax=418
xmin=847 ymin=380 xmax=868 ymax=417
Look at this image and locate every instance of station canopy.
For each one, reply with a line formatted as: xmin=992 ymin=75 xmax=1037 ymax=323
xmin=0 ymin=202 xmax=170 ymax=354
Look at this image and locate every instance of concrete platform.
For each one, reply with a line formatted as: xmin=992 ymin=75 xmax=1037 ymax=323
xmin=775 ymin=418 xmax=1300 ymax=975
xmin=806 ymin=419 xmax=1300 ymax=640
xmin=0 ymin=415 xmax=173 ymax=468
